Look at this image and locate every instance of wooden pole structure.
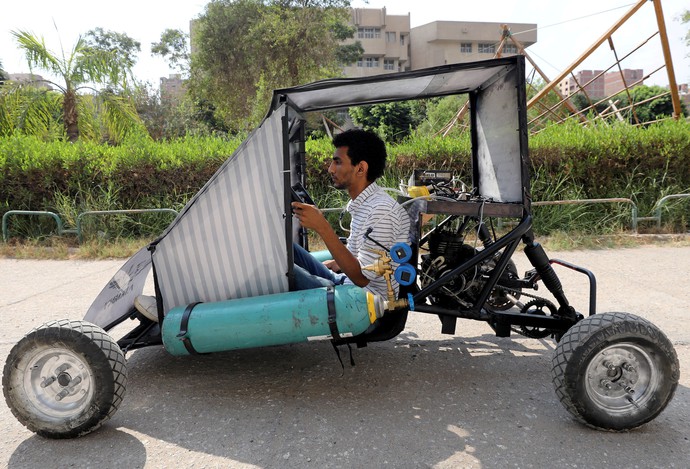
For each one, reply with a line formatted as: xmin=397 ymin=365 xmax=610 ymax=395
xmin=652 ymin=0 xmax=682 ymax=119
xmin=503 ymin=27 xmax=584 ymax=122
xmin=527 ymin=0 xmax=648 ymax=107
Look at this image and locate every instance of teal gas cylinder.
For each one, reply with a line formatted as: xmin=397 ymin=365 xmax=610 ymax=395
xmin=161 ymin=285 xmax=383 ymax=356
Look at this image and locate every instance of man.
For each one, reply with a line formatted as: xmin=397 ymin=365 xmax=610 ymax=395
xmin=292 ymin=128 xmax=410 ymax=298
xmin=135 ymin=129 xmax=409 ymax=321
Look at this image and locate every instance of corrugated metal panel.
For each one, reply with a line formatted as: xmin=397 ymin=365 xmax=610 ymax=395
xmin=152 ymin=106 xmax=288 ymax=313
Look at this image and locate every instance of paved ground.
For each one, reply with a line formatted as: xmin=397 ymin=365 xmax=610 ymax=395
xmin=1 ymin=245 xmax=689 ymax=468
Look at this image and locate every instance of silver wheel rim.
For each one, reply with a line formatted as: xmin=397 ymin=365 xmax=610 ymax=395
xmin=584 ymin=342 xmax=659 ymax=414
xmin=20 ymin=346 xmax=95 ymax=421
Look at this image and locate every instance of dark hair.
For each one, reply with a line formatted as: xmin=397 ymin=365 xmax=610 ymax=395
xmin=332 ymin=129 xmax=386 ymax=182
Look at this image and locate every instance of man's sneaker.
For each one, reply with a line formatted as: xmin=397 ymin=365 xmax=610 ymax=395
xmin=134 ymin=295 xmax=159 ymax=322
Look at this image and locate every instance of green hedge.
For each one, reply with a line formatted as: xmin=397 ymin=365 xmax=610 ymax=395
xmin=1 ymin=120 xmax=689 ymax=235
xmin=0 ymin=133 xmax=242 ymax=215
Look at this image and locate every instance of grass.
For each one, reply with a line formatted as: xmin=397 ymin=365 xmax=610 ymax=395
xmin=0 ymin=236 xmax=152 ymax=260
xmin=1 ymin=230 xmax=688 ymax=261
xmin=537 ymin=231 xmax=690 ymax=251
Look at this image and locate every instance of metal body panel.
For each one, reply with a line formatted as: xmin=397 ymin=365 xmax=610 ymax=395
xmin=152 ymin=107 xmax=289 ymax=314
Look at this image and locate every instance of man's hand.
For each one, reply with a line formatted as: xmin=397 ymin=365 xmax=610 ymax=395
xmin=323 ymin=259 xmax=341 ymax=273
xmin=291 ymin=202 xmax=330 ymax=235
xmin=291 ymin=201 xmax=369 ymax=288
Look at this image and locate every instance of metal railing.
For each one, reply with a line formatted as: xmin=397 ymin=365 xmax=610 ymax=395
xmin=531 ymin=197 xmax=639 ymax=231
xmin=3 ymin=211 xmax=65 ymax=242
xmin=653 ymin=194 xmax=690 ymax=228
xmin=2 ymin=208 xmax=178 ymax=243
xmin=2 ymin=193 xmax=688 ymax=242
xmin=75 ymin=209 xmax=178 ymax=242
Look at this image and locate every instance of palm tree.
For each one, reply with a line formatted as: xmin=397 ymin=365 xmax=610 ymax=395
xmin=0 ymin=59 xmax=9 ymax=83
xmin=10 ymin=30 xmax=141 ymax=142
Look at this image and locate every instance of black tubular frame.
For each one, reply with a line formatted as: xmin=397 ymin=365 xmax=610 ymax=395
xmin=411 ymin=214 xmax=592 ymax=336
xmin=276 ymin=56 xmax=594 ymax=340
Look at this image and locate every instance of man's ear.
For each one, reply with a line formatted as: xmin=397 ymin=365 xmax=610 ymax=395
xmin=357 ymin=161 xmax=369 ymax=177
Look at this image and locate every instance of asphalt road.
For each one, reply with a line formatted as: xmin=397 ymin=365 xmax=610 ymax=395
xmin=1 ymin=245 xmax=689 ymax=468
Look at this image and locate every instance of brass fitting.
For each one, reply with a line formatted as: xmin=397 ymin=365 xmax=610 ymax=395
xmin=362 ymin=249 xmax=410 ymax=311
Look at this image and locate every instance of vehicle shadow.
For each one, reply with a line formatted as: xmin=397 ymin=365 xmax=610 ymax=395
xmin=8 ymin=428 xmax=146 ymax=468
xmin=8 ymin=328 xmax=689 ymax=468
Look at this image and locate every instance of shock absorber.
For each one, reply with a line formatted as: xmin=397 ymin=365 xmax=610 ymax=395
xmin=477 ymin=222 xmax=493 ymax=248
xmin=523 ymin=241 xmax=574 ymax=317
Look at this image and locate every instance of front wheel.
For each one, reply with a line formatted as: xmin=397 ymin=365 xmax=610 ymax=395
xmin=3 ymin=320 xmax=127 ymax=438
xmin=552 ymin=312 xmax=679 ymax=431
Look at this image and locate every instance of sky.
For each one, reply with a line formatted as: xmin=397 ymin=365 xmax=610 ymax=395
xmin=1 ymin=0 xmax=688 ymax=89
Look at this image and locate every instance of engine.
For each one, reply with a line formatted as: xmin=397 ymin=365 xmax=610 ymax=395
xmin=420 ymin=227 xmax=517 ymax=310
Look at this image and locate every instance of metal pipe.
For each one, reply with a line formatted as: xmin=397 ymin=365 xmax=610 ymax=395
xmin=76 ymin=209 xmax=178 ymax=243
xmin=2 ymin=210 xmax=64 ymax=242
xmin=655 ymin=193 xmax=690 ymax=228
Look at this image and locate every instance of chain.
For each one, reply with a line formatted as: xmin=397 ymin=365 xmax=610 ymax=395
xmin=492 ymin=284 xmax=555 ymax=338
xmin=495 ymin=284 xmax=546 ymax=304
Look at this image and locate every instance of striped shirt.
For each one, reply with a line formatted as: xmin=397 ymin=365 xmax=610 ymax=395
xmin=342 ymin=182 xmax=411 ymax=298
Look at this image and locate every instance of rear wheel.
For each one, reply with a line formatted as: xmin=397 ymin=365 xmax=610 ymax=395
xmin=552 ymin=312 xmax=679 ymax=431
xmin=3 ymin=320 xmax=127 ymax=438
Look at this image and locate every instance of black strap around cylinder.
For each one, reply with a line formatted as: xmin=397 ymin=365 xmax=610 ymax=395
xmin=177 ymin=301 xmax=203 ymax=355
xmin=326 ymin=286 xmax=341 ymax=341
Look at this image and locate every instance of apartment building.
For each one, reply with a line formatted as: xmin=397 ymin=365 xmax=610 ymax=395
xmin=605 ymin=69 xmax=644 ymax=96
xmin=559 ymin=70 xmax=606 ymax=98
xmin=409 ymin=21 xmax=537 ymax=70
xmin=341 ymin=9 xmax=537 ymax=76
xmin=559 ymin=69 xmax=645 ymax=99
xmin=341 ymin=7 xmax=411 ymax=78
xmin=160 ymin=74 xmax=186 ymax=103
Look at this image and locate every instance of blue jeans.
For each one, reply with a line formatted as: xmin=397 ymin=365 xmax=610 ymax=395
xmin=293 ymin=243 xmax=347 ymax=290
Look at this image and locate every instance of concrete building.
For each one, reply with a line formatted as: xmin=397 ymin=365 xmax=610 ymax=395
xmin=677 ymin=83 xmax=690 ymax=110
xmin=160 ymin=74 xmax=186 ymax=103
xmin=409 ymin=21 xmax=537 ymax=70
xmin=7 ymin=73 xmax=53 ymax=90
xmin=341 ymin=7 xmax=411 ymax=78
xmin=186 ymin=7 xmax=539 ymax=81
xmin=558 ymin=69 xmax=645 ymax=99
xmin=605 ymin=69 xmax=643 ymax=96
xmin=559 ymin=70 xmax=605 ymax=99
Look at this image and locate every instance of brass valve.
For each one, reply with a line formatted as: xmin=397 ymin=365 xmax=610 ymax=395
xmin=362 ymin=249 xmax=410 ymax=311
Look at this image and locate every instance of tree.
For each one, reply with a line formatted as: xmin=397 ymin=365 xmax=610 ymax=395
xmin=151 ymin=29 xmax=190 ymax=75
xmin=0 ymin=60 xmax=8 ymax=83
xmin=614 ymin=85 xmax=686 ymax=124
xmin=9 ymin=29 xmax=141 ymax=142
xmin=331 ymin=19 xmax=363 ymax=65
xmin=190 ymin=0 xmax=358 ymax=131
xmin=85 ymin=28 xmax=141 ymax=84
xmin=0 ymin=85 xmax=64 ymax=140
xmin=349 ymin=101 xmax=428 ymax=142
xmin=415 ymin=95 xmax=468 ymax=136
xmin=132 ymin=82 xmax=225 ymax=140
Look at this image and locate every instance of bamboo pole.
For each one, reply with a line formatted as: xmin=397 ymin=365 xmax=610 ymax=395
xmin=504 ymin=29 xmax=584 ymax=122
xmin=652 ymin=0 xmax=682 ymax=119
xmin=527 ymin=0 xmax=649 ymax=107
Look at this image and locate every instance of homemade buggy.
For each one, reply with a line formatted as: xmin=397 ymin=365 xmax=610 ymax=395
xmin=3 ymin=57 xmax=679 ymax=438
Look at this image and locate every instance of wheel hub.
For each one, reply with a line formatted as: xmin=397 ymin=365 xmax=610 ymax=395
xmin=57 ymin=372 xmax=72 ymax=387
xmin=585 ymin=343 xmax=657 ymax=413
xmin=23 ymin=348 xmax=95 ymax=419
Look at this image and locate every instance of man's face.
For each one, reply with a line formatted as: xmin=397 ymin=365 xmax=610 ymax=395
xmin=328 ymin=146 xmax=358 ymax=190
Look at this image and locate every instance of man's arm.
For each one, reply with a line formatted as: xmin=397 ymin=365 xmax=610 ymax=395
xmin=291 ymin=202 xmax=369 ymax=287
